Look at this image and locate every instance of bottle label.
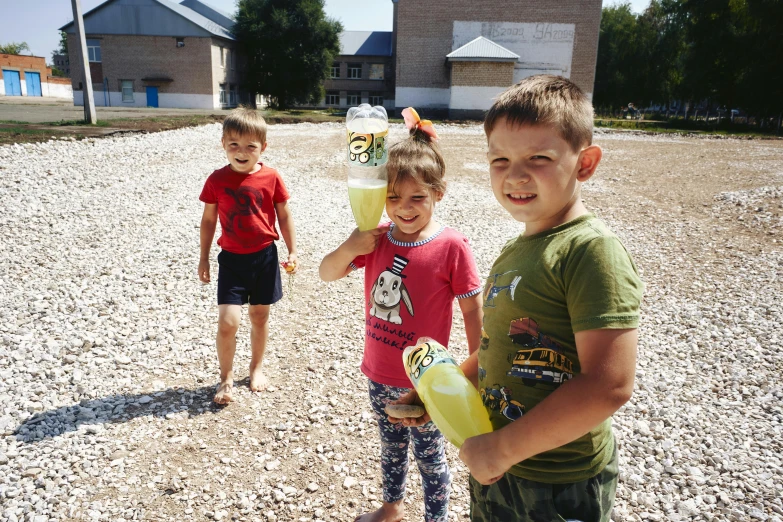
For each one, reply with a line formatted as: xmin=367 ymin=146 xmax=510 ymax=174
xmin=403 ymin=341 xmax=457 ymax=388
xmin=347 ymin=129 xmax=388 ymax=167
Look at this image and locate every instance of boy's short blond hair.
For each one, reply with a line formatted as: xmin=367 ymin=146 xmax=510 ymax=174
xmin=484 ymin=75 xmax=594 ymax=152
xmin=223 ymin=106 xmax=267 ymax=143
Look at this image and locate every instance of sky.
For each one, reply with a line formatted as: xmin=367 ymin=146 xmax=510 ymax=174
xmin=1 ymin=0 xmax=651 ymax=64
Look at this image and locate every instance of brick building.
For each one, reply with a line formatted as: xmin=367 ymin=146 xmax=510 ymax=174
xmin=322 ymin=31 xmax=395 ymax=111
xmin=1 ymin=54 xmax=73 ymax=99
xmin=60 ymin=0 xmax=247 ymax=109
xmin=392 ymin=0 xmax=602 ymax=118
xmin=52 ymin=54 xmax=71 ymax=77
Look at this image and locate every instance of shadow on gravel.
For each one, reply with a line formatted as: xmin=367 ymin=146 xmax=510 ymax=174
xmin=14 ymin=384 xmax=224 ymax=443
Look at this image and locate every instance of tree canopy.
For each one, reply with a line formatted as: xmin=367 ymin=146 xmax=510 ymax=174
xmin=594 ymin=0 xmax=783 ymax=119
xmin=0 ymin=42 xmax=31 ymax=55
xmin=234 ymin=0 xmax=343 ymax=109
xmin=52 ymin=31 xmax=68 ymax=61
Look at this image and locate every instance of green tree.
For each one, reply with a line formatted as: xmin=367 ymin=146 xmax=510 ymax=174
xmin=635 ymin=0 xmax=686 ymax=108
xmin=593 ymin=4 xmax=641 ymax=110
xmin=0 ymin=42 xmax=31 ymax=55
xmin=51 ymin=31 xmax=68 ymax=61
xmin=234 ymin=0 xmax=342 ymax=109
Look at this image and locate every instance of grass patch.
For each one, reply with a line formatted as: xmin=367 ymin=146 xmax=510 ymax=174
xmin=0 ymin=126 xmax=85 ymax=146
xmin=594 ymin=118 xmax=780 ymax=139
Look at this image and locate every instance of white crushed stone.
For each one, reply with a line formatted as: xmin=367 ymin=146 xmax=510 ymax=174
xmin=0 ymin=123 xmax=781 ymax=522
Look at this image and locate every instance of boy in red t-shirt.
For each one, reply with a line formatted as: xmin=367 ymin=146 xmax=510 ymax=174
xmin=198 ymin=107 xmax=297 ymax=404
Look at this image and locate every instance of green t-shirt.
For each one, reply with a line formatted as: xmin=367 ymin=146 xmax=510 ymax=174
xmin=479 ymin=214 xmax=643 ymax=483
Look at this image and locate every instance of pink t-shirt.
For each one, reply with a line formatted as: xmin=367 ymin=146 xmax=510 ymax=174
xmin=352 ymin=224 xmax=482 ymax=388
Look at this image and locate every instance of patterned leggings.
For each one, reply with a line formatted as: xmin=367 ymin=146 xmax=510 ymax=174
xmin=368 ymin=379 xmax=451 ymax=522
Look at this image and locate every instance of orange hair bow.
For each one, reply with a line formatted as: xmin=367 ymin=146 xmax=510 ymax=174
xmin=402 ymin=107 xmax=439 ymax=141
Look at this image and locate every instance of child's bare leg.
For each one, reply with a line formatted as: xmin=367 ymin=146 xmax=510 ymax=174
xmin=214 ymin=304 xmax=241 ymax=404
xmin=354 ymin=500 xmax=404 ymax=522
xmin=248 ymin=304 xmax=270 ymax=391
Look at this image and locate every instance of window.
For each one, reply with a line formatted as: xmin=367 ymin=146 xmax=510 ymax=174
xmin=229 ymin=86 xmax=237 ymax=106
xmin=369 ymin=64 xmax=384 ymax=80
xmin=219 ymin=46 xmax=225 ymax=67
xmin=369 ymin=95 xmax=383 ymax=106
xmin=330 ymin=63 xmax=340 ymax=79
xmin=86 ymin=39 xmax=101 ymax=62
xmin=325 ymin=91 xmax=339 ymax=105
xmin=347 ymin=91 xmax=360 ymax=105
xmin=219 ymin=83 xmax=227 ymax=106
xmin=176 ymin=38 xmax=185 ymax=48
xmin=230 ymin=50 xmax=235 ymax=70
xmin=121 ymin=80 xmax=133 ymax=102
xmin=348 ymin=63 xmax=362 ymax=79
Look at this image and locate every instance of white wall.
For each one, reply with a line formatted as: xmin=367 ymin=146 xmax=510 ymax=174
xmin=395 ymin=87 xmax=450 ymax=109
xmin=453 ymin=21 xmax=575 ymax=82
xmin=449 ymin=86 xmax=508 ymax=111
xmin=74 ymin=90 xmax=216 ymax=109
xmin=43 ymin=82 xmax=73 ymax=99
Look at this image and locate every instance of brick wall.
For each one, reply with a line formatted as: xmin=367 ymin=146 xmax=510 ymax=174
xmin=451 ymin=61 xmax=514 ymax=87
xmin=67 ymin=34 xmax=219 ymax=95
xmin=0 ymin=54 xmax=49 ymax=80
xmin=395 ymin=0 xmax=601 ymax=95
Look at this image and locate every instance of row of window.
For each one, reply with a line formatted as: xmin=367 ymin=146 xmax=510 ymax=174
xmin=219 ymin=83 xmax=238 ymax=106
xmin=325 ymin=92 xmax=383 ymax=106
xmin=329 ymin=63 xmax=384 ymax=80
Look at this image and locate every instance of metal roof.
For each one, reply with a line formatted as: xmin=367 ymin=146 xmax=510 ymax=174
xmin=60 ymin=0 xmax=234 ymax=40
xmin=446 ymin=36 xmax=519 ymax=62
xmin=339 ymin=31 xmax=392 ymax=56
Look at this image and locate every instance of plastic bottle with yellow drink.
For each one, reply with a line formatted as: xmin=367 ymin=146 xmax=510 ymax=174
xmin=346 ymin=104 xmax=388 ymax=231
xmin=402 ymin=339 xmax=492 ymax=448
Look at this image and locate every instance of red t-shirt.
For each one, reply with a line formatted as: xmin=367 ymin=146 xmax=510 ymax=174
xmin=199 ymin=164 xmax=290 ymax=254
xmin=351 ymin=225 xmax=482 ymax=388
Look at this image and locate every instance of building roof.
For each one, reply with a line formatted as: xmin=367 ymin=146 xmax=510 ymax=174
xmin=60 ymin=0 xmax=234 ymax=40
xmin=446 ymin=36 xmax=519 ymax=62
xmin=339 ymin=31 xmax=392 ymax=56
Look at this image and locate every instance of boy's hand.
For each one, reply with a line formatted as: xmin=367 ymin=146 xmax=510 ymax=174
xmin=281 ymin=253 xmax=298 ymax=274
xmin=459 ymin=432 xmax=508 ymax=485
xmin=344 ymin=224 xmax=391 ymax=257
xmin=387 ymin=390 xmax=430 ymax=428
xmin=198 ymin=259 xmax=210 ymax=283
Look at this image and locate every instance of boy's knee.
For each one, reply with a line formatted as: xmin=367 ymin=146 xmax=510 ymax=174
xmin=248 ymin=305 xmax=270 ymax=325
xmin=217 ymin=316 xmax=240 ymax=334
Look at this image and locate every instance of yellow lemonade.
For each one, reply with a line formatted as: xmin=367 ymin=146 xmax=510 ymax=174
xmin=417 ymin=363 xmax=493 ymax=448
xmin=348 ymin=178 xmax=387 ymax=231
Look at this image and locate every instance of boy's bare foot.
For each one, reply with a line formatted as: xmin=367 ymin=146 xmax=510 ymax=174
xmin=249 ymin=367 xmax=268 ymax=392
xmin=213 ymin=381 xmax=233 ymax=404
xmin=354 ymin=503 xmax=404 ymax=522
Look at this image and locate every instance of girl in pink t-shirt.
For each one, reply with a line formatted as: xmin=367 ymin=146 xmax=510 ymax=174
xmin=320 ymin=108 xmax=483 ymax=522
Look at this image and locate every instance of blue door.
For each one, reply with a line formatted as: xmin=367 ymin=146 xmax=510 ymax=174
xmin=3 ymin=70 xmax=22 ymax=96
xmin=146 ymin=86 xmax=158 ymax=107
xmin=27 ymin=72 xmax=42 ymax=96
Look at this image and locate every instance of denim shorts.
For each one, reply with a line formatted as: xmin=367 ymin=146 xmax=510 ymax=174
xmin=216 ymin=243 xmax=282 ymax=306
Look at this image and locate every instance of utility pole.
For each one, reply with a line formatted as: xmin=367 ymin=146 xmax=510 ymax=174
xmin=71 ymin=0 xmax=96 ymax=124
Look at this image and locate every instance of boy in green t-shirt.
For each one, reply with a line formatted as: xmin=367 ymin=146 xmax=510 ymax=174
xmin=466 ymin=75 xmax=643 ymax=521
xmin=395 ymin=75 xmax=643 ymax=521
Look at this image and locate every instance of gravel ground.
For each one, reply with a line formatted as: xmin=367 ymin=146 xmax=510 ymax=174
xmin=0 ymin=122 xmax=782 ymax=522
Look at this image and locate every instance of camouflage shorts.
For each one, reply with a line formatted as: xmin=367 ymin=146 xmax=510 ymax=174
xmin=469 ymin=442 xmax=618 ymax=522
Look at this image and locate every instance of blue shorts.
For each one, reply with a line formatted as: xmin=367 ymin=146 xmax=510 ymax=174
xmin=217 ymin=243 xmax=282 ymax=306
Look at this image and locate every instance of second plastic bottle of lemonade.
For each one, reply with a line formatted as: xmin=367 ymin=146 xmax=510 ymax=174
xmin=346 ymin=104 xmax=388 ymax=231
xmin=403 ymin=340 xmax=492 ymax=448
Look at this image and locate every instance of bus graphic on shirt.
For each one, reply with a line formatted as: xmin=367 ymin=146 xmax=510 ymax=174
xmin=506 ymin=318 xmax=574 ymax=385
